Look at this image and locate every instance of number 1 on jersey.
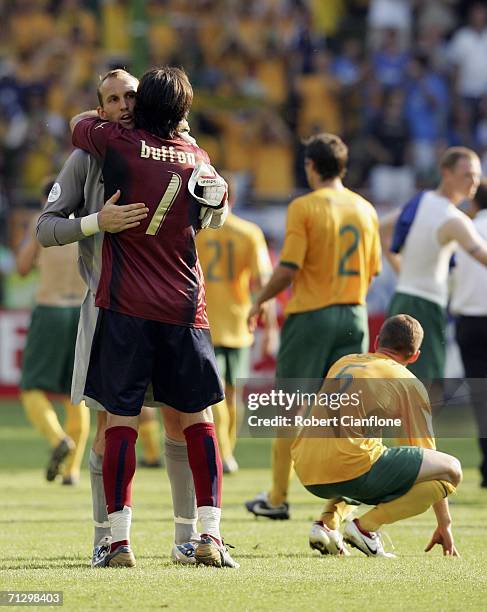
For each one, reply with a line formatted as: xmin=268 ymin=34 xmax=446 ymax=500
xmin=146 ymin=172 xmax=182 ymax=236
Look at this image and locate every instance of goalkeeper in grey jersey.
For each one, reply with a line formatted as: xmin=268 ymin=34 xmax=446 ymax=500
xmin=37 ymin=69 xmax=217 ymax=568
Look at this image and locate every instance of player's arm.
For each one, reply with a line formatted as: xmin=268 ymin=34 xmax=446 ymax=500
xmin=71 ymin=116 xmax=111 ymax=160
xmin=248 ymin=200 xmax=304 ymax=329
xmin=37 ymin=149 xmax=90 ymax=246
xmin=425 ymin=497 xmax=459 ymax=557
xmin=438 ymin=214 xmax=487 ymax=266
xmin=16 ymin=218 xmax=40 ymax=276
xmin=69 ymin=109 xmax=98 ymax=132
xmin=250 ymin=231 xmax=279 ymax=355
xmin=380 ymin=208 xmax=401 ymax=274
xmin=37 ymin=149 xmax=148 ymax=246
xmin=259 ymin=293 xmax=279 ymax=358
xmin=369 ymin=211 xmax=383 ymax=284
xmin=248 ymin=264 xmax=296 ymax=332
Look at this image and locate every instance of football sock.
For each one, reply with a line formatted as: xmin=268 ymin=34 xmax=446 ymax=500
xmin=198 ymin=506 xmax=222 ymax=543
xmin=103 ymin=426 xmax=137 ymax=549
xmin=212 ymin=399 xmax=232 ymax=460
xmin=21 ymin=390 xmax=65 ymax=447
xmin=359 ymin=480 xmax=456 ymax=532
xmin=184 ymin=423 xmax=222 ymax=506
xmin=320 ymin=498 xmax=355 ymax=530
xmin=184 ymin=423 xmax=222 ymax=540
xmin=184 ymin=423 xmax=222 ymax=507
xmin=62 ymin=399 xmax=90 ymax=479
xmin=89 ymin=449 xmax=110 ymax=546
xmin=109 ymin=505 xmax=132 ymax=551
xmin=268 ymin=437 xmax=294 ymax=507
xmin=164 ymin=436 xmax=198 ymax=544
xmin=138 ymin=418 xmax=161 ymax=464
xmin=225 ymin=385 xmax=238 ymax=451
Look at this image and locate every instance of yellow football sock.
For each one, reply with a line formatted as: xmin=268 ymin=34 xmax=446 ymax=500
xmin=225 ymin=385 xmax=238 ymax=452
xmin=21 ymin=390 xmax=65 ymax=448
xmin=138 ymin=419 xmax=161 ymax=464
xmin=212 ymin=399 xmax=232 ymax=460
xmin=320 ymin=498 xmax=355 ymax=530
xmin=359 ymin=480 xmax=456 ymax=532
xmin=62 ymin=399 xmax=90 ymax=479
xmin=268 ymin=437 xmax=294 ymax=507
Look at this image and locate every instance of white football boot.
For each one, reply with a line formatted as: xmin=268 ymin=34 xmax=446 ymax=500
xmin=91 ymin=535 xmax=112 ymax=568
xmin=309 ymin=522 xmax=350 ymax=556
xmin=343 ymin=519 xmax=396 ymax=558
xmin=171 ymin=541 xmax=197 ymax=565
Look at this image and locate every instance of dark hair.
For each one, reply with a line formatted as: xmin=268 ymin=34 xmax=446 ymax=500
xmin=303 ymin=133 xmax=348 ymax=180
xmin=378 ymin=314 xmax=424 ymax=358
xmin=440 ymin=146 xmax=478 ymax=171
xmin=134 ymin=67 xmax=193 ymax=139
xmin=97 ymin=69 xmax=136 ymax=106
xmin=473 ymin=179 xmax=487 ymax=210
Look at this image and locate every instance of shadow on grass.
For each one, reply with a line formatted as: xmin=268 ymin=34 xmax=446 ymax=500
xmin=2 ymin=561 xmax=90 ymax=570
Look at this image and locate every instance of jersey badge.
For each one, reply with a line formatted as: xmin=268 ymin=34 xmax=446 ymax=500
xmin=47 ymin=182 xmax=61 ymax=202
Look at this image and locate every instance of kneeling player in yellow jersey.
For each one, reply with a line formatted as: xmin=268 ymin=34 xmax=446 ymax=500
xmin=292 ymin=315 xmax=461 ymax=557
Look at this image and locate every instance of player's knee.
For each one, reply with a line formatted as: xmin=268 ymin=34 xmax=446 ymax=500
xmin=447 ymin=457 xmax=462 ymax=487
xmin=162 ymin=409 xmax=184 ymax=440
xmin=92 ymin=433 xmax=105 ymax=456
xmin=93 ymin=415 xmax=107 ymax=455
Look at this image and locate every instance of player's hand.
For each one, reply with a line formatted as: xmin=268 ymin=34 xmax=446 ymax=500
xmin=98 ymin=190 xmax=149 ymax=233
xmin=248 ymin=301 xmax=265 ymax=333
xmin=261 ymin=326 xmax=279 ymax=358
xmin=424 ymin=525 xmax=460 ymax=557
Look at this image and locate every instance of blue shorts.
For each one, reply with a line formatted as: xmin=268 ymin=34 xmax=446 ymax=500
xmin=84 ymin=308 xmax=224 ymax=416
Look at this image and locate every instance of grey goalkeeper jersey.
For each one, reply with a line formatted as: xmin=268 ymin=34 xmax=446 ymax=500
xmin=36 ymin=149 xmax=104 ymax=294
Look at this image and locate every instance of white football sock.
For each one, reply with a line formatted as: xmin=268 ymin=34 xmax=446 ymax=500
xmin=109 ymin=505 xmax=132 ymax=545
xmin=198 ymin=506 xmax=221 ymax=542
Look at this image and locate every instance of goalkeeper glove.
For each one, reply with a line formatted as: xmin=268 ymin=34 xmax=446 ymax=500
xmin=188 ymin=161 xmax=228 ymax=229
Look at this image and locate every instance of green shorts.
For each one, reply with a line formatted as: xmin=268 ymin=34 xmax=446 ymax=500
xmin=305 ymin=446 xmax=424 ymax=506
xmin=277 ymin=304 xmax=368 ymax=379
xmin=388 ymin=292 xmax=446 ymax=379
xmin=215 ymin=346 xmax=250 ymax=386
xmin=20 ymin=305 xmax=80 ymax=394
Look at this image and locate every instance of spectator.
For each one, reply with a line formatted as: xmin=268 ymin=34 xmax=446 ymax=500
xmin=367 ymin=88 xmax=414 ymax=209
xmin=448 ymin=3 xmax=487 ymax=127
xmin=404 ymin=54 xmax=449 ymax=178
xmin=371 ymin=28 xmax=410 ymax=89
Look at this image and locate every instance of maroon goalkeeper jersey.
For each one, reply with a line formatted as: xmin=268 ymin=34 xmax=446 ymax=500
xmin=73 ymin=118 xmax=209 ymax=327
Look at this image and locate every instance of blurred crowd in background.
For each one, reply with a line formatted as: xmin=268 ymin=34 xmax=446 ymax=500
xmin=1 ymin=0 xmax=487 ymax=307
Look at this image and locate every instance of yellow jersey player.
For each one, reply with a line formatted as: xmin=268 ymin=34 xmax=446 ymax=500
xmin=196 ymin=201 xmax=276 ymax=473
xmin=246 ymin=132 xmax=381 ymax=519
xmin=292 ymin=315 xmax=461 ymax=557
xmin=16 ymin=180 xmax=89 ymax=484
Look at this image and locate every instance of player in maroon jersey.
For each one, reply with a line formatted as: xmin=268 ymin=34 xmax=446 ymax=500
xmin=71 ymin=67 xmax=237 ymax=568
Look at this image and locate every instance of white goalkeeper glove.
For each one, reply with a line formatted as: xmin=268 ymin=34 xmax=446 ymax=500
xmin=188 ymin=161 xmax=228 ymax=229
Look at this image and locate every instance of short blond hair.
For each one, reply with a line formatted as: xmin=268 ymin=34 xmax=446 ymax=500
xmin=439 ymin=147 xmax=478 ymax=171
xmin=96 ymin=69 xmax=137 ymax=106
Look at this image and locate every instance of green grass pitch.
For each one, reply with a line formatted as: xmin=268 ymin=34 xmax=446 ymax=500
xmin=1 ymin=401 xmax=487 ymax=611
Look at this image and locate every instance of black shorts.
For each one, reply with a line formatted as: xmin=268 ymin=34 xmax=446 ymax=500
xmin=84 ymin=308 xmax=224 ymax=416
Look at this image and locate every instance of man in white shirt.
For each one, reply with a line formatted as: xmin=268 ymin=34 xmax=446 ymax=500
xmin=451 ymin=180 xmax=487 ymax=488
xmin=388 ymin=147 xmax=487 ymax=379
xmin=447 ymin=4 xmax=487 ymax=123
